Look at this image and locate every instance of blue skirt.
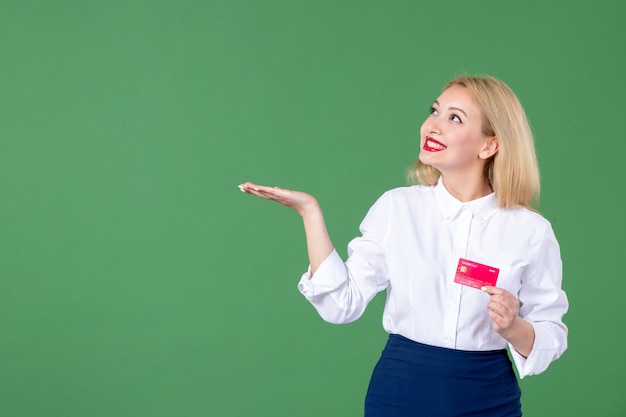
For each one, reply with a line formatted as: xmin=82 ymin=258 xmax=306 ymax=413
xmin=365 ymin=334 xmax=521 ymax=417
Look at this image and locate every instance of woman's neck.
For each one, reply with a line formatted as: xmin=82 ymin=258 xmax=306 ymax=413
xmin=441 ymin=174 xmax=492 ymax=202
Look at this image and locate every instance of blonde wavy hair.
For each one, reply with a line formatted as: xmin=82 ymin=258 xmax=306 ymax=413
xmin=408 ymin=75 xmax=540 ymax=209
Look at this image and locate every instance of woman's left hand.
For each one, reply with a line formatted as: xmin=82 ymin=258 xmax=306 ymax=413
xmin=481 ymin=286 xmax=521 ymax=336
xmin=482 ymin=286 xmax=534 ymax=358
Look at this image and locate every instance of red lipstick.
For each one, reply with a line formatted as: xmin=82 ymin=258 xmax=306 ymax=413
xmin=423 ymin=136 xmax=447 ymax=152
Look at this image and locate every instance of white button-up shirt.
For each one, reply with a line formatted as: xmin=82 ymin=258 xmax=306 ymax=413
xmin=298 ymin=179 xmax=568 ymax=378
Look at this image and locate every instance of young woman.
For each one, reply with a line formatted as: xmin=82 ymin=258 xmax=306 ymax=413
xmin=239 ymin=75 xmax=568 ymax=416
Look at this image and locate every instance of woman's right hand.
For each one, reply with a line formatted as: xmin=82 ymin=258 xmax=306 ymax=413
xmin=238 ymin=181 xmax=333 ymax=274
xmin=238 ymin=182 xmax=319 ymax=217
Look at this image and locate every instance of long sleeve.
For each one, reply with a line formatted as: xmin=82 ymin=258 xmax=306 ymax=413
xmin=509 ymin=223 xmax=569 ymax=378
xmin=297 ymin=194 xmax=391 ymax=324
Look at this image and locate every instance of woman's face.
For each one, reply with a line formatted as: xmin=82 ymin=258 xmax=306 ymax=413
xmin=418 ymin=85 xmax=496 ymax=177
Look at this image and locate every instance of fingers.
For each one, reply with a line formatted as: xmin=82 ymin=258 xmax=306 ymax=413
xmin=238 ymin=182 xmax=283 ymax=198
xmin=238 ymin=182 xmax=268 ymax=193
xmin=482 ymin=287 xmax=513 ymax=311
xmin=239 ymin=182 xmax=320 ymax=218
xmin=480 ymin=285 xmax=504 ymax=295
xmin=487 ymin=298 xmax=516 ymax=317
xmin=238 ymin=182 xmax=307 ymax=211
xmin=487 ymin=301 xmax=515 ymax=332
xmin=482 ymin=286 xmax=520 ymax=333
xmin=238 ymin=182 xmax=258 ymax=192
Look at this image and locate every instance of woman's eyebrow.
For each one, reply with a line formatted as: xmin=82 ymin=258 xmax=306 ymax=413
xmin=449 ymin=107 xmax=468 ymax=118
xmin=433 ymin=101 xmax=468 ymax=118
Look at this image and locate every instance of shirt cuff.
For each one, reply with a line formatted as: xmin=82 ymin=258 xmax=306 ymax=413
xmin=297 ymin=249 xmax=347 ymax=300
xmin=509 ymin=322 xmax=564 ymax=378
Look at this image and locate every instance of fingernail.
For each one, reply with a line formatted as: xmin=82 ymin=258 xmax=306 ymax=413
xmin=481 ymin=286 xmax=487 ymax=291
xmin=238 ymin=184 xmax=245 ymax=192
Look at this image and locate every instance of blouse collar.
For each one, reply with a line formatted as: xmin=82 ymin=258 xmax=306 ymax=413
xmin=434 ymin=177 xmax=499 ymax=224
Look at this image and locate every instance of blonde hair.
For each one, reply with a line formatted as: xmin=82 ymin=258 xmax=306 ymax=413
xmin=408 ymin=75 xmax=540 ymax=209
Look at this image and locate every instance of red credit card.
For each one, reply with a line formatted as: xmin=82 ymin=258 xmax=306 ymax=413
xmin=454 ymin=258 xmax=499 ymax=289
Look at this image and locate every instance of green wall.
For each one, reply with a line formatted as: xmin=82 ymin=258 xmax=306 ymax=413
xmin=1 ymin=1 xmax=624 ymax=415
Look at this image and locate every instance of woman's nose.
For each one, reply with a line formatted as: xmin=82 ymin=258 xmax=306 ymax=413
xmin=423 ymin=117 xmax=441 ymax=135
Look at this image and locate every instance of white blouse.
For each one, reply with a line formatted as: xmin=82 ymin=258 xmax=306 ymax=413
xmin=298 ymin=179 xmax=568 ymax=378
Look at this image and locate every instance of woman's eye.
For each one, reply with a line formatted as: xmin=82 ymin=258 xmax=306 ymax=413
xmin=450 ymin=114 xmax=462 ymax=123
xmin=429 ymin=106 xmax=438 ymax=115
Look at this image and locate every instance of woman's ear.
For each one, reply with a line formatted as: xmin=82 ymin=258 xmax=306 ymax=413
xmin=479 ymin=136 xmax=498 ymax=160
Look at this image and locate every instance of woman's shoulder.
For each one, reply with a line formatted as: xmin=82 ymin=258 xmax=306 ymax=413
xmin=360 ymin=184 xmax=437 ymax=224
xmin=498 ymin=205 xmax=555 ymax=234
xmin=381 ymin=184 xmax=436 ymax=200
xmin=369 ymin=184 xmax=437 ymax=213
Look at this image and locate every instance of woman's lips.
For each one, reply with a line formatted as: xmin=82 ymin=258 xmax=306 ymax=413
xmin=423 ymin=136 xmax=447 ymax=152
